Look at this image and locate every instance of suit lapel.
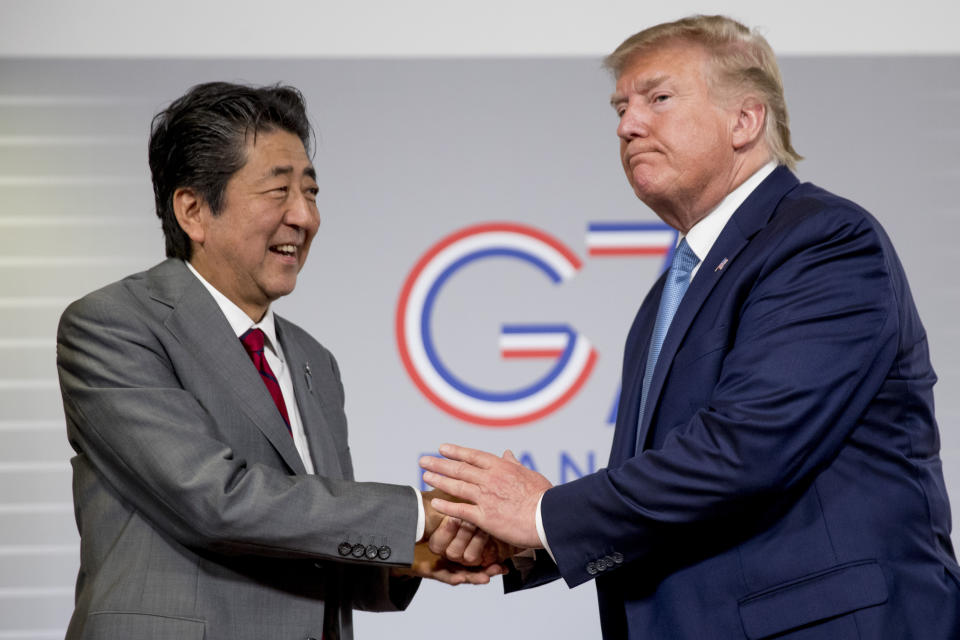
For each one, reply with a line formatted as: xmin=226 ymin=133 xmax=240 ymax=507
xmin=608 ymin=276 xmax=665 ymax=467
xmin=635 ymin=168 xmax=800 ymax=450
xmin=276 ymin=318 xmax=344 ymax=478
xmin=148 ymin=259 xmax=307 ymax=474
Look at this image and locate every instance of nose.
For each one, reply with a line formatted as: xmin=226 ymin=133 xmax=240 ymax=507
xmin=285 ymin=191 xmax=320 ymax=233
xmin=617 ymin=102 xmax=648 ymax=141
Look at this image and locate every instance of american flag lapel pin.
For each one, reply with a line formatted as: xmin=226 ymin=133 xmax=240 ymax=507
xmin=715 ymin=258 xmax=729 ymax=272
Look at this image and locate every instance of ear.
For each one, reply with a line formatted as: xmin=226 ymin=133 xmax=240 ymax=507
xmin=731 ymin=96 xmax=766 ymax=151
xmin=172 ymin=187 xmax=207 ymax=246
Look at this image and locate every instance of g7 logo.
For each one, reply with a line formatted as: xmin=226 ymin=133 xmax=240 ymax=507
xmin=396 ymin=221 xmax=675 ymax=426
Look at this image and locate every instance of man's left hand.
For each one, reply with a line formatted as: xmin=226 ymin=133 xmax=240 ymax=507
xmin=419 ymin=444 xmax=552 ymax=550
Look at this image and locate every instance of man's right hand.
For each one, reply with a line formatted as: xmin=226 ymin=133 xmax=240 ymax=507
xmin=421 ymin=488 xmax=518 ymax=574
xmin=428 ymin=516 xmax=520 ymax=567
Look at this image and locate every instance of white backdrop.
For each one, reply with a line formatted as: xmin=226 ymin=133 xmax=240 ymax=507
xmin=1 ymin=0 xmax=960 ymax=57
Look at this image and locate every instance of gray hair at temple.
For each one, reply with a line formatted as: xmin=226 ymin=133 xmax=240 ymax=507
xmin=604 ymin=15 xmax=802 ymax=170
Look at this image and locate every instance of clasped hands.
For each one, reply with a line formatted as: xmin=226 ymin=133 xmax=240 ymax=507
xmin=393 ymin=444 xmax=553 ymax=585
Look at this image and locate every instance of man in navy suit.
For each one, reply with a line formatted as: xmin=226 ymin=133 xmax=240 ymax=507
xmin=420 ymin=14 xmax=960 ymax=639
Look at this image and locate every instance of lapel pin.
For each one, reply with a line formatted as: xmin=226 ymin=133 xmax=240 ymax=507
xmin=715 ymin=257 xmax=729 ymax=272
xmin=304 ymin=363 xmax=313 ymax=393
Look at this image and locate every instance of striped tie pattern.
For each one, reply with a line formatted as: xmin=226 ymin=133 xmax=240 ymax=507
xmin=240 ymin=328 xmax=292 ymax=435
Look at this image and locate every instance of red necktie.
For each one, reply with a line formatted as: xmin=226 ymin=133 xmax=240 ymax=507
xmin=240 ymin=328 xmax=291 ymax=435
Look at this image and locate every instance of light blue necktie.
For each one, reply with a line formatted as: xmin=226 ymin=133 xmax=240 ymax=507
xmin=636 ymin=238 xmax=699 ymax=451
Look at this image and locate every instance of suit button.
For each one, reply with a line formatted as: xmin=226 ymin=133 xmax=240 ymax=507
xmin=365 ymin=544 xmax=379 ymax=559
xmin=586 ymin=561 xmax=598 ymax=575
xmin=378 ymin=545 xmax=392 ymax=560
xmin=612 ymin=552 xmax=624 ymax=564
xmin=338 ymin=542 xmax=353 ymax=556
xmin=351 ymin=543 xmax=366 ymax=558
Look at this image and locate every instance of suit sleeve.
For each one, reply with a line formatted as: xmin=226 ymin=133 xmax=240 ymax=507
xmin=56 ymin=288 xmax=419 ymax=570
xmin=502 ymin=549 xmax=562 ymax=593
xmin=541 ymin=205 xmax=902 ymax=587
xmin=316 ymin=343 xmax=424 ymax=611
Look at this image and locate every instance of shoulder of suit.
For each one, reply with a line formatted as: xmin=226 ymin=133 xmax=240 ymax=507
xmin=757 ymin=182 xmax=901 ymax=278
xmin=775 ymin=182 xmax=882 ymax=235
xmin=61 ymin=258 xmax=186 ymax=325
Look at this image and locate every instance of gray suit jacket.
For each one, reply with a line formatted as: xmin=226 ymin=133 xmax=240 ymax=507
xmin=56 ymin=258 xmax=420 ymax=640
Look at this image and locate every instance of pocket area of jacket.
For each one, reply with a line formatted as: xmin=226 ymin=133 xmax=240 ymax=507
xmin=737 ymin=559 xmax=888 ymax=639
xmin=83 ymin=611 xmax=205 ymax=639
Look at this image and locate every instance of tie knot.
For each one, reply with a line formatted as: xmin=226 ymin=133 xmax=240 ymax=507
xmin=240 ymin=328 xmax=265 ymax=354
xmin=671 ymin=239 xmax=699 ymax=277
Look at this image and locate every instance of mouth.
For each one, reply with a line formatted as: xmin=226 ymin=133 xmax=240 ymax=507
xmin=269 ymin=243 xmax=298 ymax=258
xmin=626 ymin=150 xmax=656 ymax=165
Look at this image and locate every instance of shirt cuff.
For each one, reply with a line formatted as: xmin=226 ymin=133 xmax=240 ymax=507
xmin=413 ymin=487 xmax=425 ymax=542
xmin=535 ymin=491 xmax=556 ymax=562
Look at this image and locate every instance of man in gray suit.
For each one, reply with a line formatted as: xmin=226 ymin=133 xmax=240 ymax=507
xmin=56 ymin=82 xmax=500 ymax=640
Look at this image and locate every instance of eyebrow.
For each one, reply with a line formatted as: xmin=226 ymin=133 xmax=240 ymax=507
xmin=266 ymin=165 xmax=317 ymax=180
xmin=609 ymin=74 xmax=671 ymax=107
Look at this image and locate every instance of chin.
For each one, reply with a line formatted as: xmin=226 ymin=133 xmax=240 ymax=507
xmin=265 ymin=280 xmax=298 ymax=301
xmin=628 ymin=171 xmax=658 ymax=195
xmin=631 ymin=182 xmax=658 ymax=202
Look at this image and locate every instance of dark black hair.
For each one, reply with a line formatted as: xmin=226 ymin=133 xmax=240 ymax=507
xmin=148 ymin=82 xmax=313 ymax=260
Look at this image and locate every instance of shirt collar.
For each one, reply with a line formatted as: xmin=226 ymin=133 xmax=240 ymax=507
xmin=184 ymin=261 xmax=281 ymax=358
xmin=683 ymin=161 xmax=777 ymax=262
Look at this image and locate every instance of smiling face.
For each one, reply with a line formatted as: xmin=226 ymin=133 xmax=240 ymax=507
xmin=184 ymin=129 xmax=320 ymax=320
xmin=611 ymin=42 xmax=741 ymax=231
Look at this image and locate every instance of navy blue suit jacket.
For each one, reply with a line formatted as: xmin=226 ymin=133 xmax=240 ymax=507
xmin=508 ymin=168 xmax=960 ymax=639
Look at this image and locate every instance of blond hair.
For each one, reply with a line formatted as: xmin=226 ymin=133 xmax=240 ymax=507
xmin=605 ymin=15 xmax=802 ymax=169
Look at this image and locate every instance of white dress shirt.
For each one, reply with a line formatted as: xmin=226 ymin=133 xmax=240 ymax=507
xmin=185 ymin=261 xmax=426 ymax=540
xmin=534 ymin=161 xmax=778 ymax=560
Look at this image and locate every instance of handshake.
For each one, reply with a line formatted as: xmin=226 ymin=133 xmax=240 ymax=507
xmin=392 ymin=444 xmax=554 ymax=585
